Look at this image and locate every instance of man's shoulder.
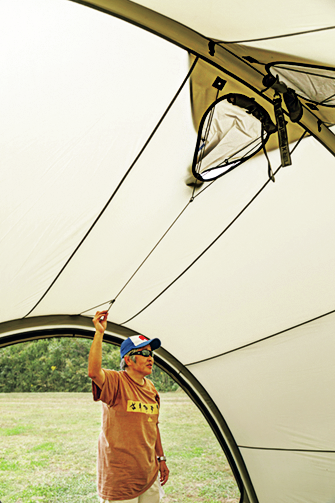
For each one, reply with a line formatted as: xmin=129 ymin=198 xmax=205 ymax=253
xmin=103 ymin=369 xmax=123 ymax=380
xmin=93 ymin=369 xmax=123 ymax=403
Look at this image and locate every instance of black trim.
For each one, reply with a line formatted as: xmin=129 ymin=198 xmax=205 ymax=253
xmin=266 ymin=62 xmax=335 ymax=107
xmin=0 ymin=315 xmax=261 ymax=503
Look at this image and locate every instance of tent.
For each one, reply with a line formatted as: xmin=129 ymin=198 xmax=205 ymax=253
xmin=1 ymin=1 xmax=335 ymax=501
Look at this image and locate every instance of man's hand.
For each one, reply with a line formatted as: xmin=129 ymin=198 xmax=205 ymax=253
xmin=93 ymin=310 xmax=108 ymax=334
xmin=159 ymin=460 xmax=169 ymax=486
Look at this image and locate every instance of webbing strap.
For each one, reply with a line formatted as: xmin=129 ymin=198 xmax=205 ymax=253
xmin=273 ymin=93 xmax=292 ymax=167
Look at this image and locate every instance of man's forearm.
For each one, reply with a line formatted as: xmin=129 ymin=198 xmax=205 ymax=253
xmin=155 ymin=425 xmax=165 ymax=457
xmin=156 ymin=425 xmax=169 ymax=485
xmin=88 ymin=311 xmax=108 ymax=388
xmin=88 ymin=330 xmax=104 ymax=378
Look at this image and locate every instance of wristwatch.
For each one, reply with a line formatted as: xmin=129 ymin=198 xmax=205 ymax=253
xmin=157 ymin=455 xmax=167 ymax=462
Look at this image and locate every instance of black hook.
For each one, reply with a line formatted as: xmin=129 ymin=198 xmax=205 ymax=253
xmin=208 ymin=40 xmax=216 ymax=56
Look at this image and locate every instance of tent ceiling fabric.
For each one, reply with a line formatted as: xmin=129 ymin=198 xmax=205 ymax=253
xmin=131 ymin=0 xmax=333 ymax=44
xmin=2 ymin=1 xmax=335 ymax=502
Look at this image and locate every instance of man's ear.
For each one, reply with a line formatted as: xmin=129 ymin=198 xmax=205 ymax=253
xmin=125 ymin=355 xmax=133 ymax=367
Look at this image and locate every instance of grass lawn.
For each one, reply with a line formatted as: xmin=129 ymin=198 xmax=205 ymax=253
xmin=0 ymin=390 xmax=240 ymax=503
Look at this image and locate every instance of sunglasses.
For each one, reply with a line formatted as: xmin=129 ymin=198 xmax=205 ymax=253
xmin=129 ymin=349 xmax=153 ymax=357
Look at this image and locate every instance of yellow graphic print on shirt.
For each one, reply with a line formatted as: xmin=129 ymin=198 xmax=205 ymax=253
xmin=127 ymin=400 xmax=159 ymax=415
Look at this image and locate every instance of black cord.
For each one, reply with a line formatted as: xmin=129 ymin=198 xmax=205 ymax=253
xmin=195 ymin=88 xmax=220 ymax=177
xmin=319 ymin=92 xmax=335 ymax=106
xmin=261 ymin=122 xmax=275 ymax=182
xmin=215 ymin=25 xmax=335 ymax=45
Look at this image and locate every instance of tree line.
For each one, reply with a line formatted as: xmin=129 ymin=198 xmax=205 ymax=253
xmin=0 ymin=337 xmax=179 ymax=393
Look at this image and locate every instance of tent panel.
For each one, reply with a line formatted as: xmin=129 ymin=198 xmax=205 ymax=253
xmin=188 ymin=312 xmax=335 ymax=450
xmin=240 ymin=448 xmax=335 ymax=503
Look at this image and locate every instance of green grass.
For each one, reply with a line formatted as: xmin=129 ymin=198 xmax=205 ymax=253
xmin=0 ymin=391 xmax=240 ymax=503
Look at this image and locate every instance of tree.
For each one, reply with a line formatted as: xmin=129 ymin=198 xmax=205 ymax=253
xmin=0 ymin=338 xmax=178 ymax=392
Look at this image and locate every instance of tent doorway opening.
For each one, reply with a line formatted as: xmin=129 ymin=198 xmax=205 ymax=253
xmin=0 ymin=335 xmax=241 ymax=502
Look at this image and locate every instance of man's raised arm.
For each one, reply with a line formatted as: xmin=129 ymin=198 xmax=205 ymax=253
xmin=88 ymin=310 xmax=108 ymax=389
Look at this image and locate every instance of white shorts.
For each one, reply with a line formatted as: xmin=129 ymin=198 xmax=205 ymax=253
xmin=100 ymin=478 xmax=161 ymax=503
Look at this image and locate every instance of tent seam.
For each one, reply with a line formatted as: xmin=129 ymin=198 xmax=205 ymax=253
xmin=186 ymin=307 xmax=335 ymax=366
xmin=239 ymin=445 xmax=335 ymax=453
xmin=216 ymin=25 xmax=335 ymax=45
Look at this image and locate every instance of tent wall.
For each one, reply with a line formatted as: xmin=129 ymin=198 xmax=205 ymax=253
xmin=2 ymin=1 xmax=335 ymax=502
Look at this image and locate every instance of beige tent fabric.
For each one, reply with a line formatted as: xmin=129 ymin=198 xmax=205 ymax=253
xmin=1 ymin=1 xmax=335 ymax=502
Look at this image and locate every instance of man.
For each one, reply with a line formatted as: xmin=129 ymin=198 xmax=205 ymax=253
xmin=88 ymin=310 xmax=169 ymax=503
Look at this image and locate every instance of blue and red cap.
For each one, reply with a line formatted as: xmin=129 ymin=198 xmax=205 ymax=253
xmin=120 ymin=335 xmax=161 ymax=359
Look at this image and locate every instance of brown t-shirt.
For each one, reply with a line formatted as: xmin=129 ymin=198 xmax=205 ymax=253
xmin=92 ymin=369 xmax=160 ymax=500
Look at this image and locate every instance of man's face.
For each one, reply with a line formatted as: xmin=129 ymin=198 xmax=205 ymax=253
xmin=129 ymin=344 xmax=154 ymax=376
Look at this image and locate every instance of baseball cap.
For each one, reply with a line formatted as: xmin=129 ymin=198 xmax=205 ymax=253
xmin=120 ymin=335 xmax=161 ymax=359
